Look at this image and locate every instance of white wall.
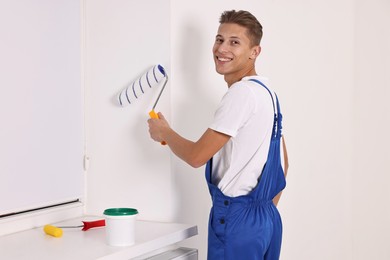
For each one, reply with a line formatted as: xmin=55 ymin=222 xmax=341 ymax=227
xmin=84 ymin=0 xmax=175 ymax=221
xmin=83 ymin=0 xmax=390 ymax=259
xmin=351 ymin=0 xmax=390 ymax=259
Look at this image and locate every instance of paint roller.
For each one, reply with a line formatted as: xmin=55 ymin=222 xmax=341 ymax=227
xmin=118 ymin=64 xmax=168 ymax=145
xmin=43 ymin=219 xmax=105 ymax=237
xmin=118 ymin=64 xmax=166 ymax=107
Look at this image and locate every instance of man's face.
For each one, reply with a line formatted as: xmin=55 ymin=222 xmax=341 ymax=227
xmin=212 ymin=23 xmax=257 ymax=77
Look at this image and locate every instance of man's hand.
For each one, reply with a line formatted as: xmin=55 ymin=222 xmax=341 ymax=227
xmin=147 ymin=112 xmax=170 ymax=143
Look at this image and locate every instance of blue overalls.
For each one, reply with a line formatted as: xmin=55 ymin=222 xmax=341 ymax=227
xmin=205 ymin=79 xmax=286 ymax=260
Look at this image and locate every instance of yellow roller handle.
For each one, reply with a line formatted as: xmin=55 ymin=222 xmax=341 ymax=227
xmin=149 ymin=110 xmax=167 ymax=145
xmin=44 ymin=225 xmax=63 ymax=238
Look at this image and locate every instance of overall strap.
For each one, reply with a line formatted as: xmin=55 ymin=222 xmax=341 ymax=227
xmin=249 ymin=79 xmax=282 ymax=138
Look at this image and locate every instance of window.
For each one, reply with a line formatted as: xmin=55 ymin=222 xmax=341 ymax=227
xmin=0 ymin=0 xmax=84 ymax=221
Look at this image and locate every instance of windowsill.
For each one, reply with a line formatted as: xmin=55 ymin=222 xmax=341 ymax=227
xmin=0 ymin=215 xmax=198 ymax=260
xmin=0 ymin=201 xmax=84 ymax=236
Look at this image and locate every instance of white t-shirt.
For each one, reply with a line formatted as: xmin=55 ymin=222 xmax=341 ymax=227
xmin=209 ymin=75 xmax=279 ymax=197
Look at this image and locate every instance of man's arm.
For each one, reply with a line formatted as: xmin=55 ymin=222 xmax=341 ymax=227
xmin=148 ymin=112 xmax=230 ymax=168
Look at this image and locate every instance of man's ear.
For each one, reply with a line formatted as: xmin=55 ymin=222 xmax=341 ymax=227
xmin=249 ymin=46 xmax=261 ymax=60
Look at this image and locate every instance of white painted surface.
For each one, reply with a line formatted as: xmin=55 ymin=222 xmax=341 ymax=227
xmin=0 ymin=216 xmax=197 ymax=260
xmin=84 ymin=0 xmax=173 ymax=221
xmin=351 ymin=1 xmax=390 ymax=259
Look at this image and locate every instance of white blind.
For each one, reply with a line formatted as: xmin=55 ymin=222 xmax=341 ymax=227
xmin=0 ymin=0 xmax=84 ymax=216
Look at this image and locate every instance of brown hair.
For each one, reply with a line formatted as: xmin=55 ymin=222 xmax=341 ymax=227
xmin=219 ymin=10 xmax=263 ymax=46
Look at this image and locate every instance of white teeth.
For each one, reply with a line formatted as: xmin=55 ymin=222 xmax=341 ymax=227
xmin=218 ymin=57 xmax=232 ymax=62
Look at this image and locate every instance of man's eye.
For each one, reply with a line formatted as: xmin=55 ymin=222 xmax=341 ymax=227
xmin=231 ymin=41 xmax=239 ymax=45
xmin=216 ymin=38 xmax=223 ymax=43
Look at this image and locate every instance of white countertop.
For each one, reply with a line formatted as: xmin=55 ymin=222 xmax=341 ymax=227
xmin=0 ymin=216 xmax=198 ymax=260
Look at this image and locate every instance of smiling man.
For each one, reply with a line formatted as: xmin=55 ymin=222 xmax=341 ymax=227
xmin=148 ymin=10 xmax=288 ymax=260
xmin=213 ymin=20 xmax=260 ymax=87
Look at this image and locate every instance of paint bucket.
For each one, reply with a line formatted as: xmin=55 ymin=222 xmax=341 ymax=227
xmin=103 ymin=208 xmax=138 ymax=246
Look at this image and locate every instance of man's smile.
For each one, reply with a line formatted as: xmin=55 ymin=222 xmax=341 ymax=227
xmin=216 ymin=56 xmax=233 ymax=62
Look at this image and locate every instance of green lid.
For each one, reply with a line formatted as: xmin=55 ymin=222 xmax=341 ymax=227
xmin=103 ymin=208 xmax=138 ymax=216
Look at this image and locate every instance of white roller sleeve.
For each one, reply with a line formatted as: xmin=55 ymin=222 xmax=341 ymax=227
xmin=118 ymin=64 xmax=166 ymax=107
